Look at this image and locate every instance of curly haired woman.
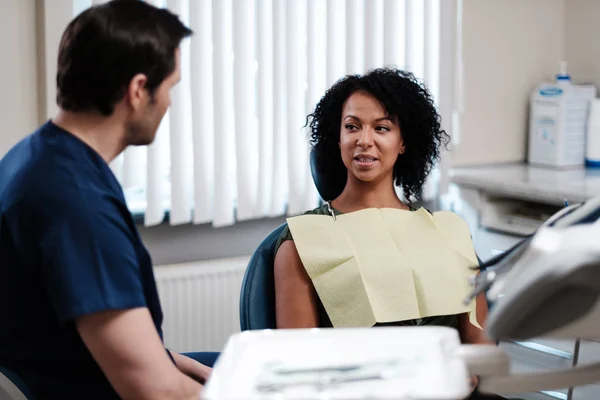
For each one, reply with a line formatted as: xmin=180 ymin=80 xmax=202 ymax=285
xmin=273 ymin=68 xmax=503 ymax=399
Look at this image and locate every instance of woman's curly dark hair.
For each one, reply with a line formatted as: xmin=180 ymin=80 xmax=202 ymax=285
xmin=306 ymin=67 xmax=450 ymax=203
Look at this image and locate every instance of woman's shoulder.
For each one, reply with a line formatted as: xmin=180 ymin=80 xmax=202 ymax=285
xmin=274 ymin=203 xmax=331 ymax=254
xmin=429 ymin=209 xmax=472 ymax=233
xmin=274 ymin=203 xmax=450 ymax=253
xmin=302 ymin=203 xmax=334 ymax=216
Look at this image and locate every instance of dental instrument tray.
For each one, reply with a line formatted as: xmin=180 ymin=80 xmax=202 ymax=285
xmin=203 ymin=327 xmax=476 ymax=400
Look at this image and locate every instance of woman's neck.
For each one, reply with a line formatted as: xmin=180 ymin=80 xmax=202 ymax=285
xmin=331 ymin=175 xmax=408 ymax=213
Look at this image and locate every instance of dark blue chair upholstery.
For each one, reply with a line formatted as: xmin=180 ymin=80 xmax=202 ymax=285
xmin=309 ymin=148 xmax=345 ymax=202
xmin=239 ymin=148 xmax=337 ymax=330
xmin=239 ymin=150 xmax=330 ymax=331
xmin=239 ymin=224 xmax=287 ymax=331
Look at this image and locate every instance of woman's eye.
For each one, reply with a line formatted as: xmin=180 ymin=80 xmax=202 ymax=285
xmin=345 ymin=124 xmax=358 ymax=130
xmin=376 ymin=126 xmax=390 ymax=132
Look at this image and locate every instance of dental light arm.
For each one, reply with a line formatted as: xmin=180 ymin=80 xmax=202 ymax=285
xmin=461 ymin=197 xmax=600 ymax=395
xmin=467 ymin=197 xmax=600 ymax=304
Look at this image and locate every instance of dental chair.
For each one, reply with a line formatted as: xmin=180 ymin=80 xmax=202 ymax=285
xmin=239 ymin=150 xmax=488 ymax=330
xmin=239 ymin=223 xmax=286 ymax=331
xmin=239 ymin=150 xmax=343 ymax=331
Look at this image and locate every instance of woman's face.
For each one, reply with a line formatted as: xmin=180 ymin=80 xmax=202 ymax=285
xmin=339 ymin=91 xmax=404 ymax=184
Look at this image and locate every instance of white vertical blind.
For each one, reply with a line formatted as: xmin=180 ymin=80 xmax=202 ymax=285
xmin=233 ymin=0 xmax=258 ymax=221
xmin=422 ymin=0 xmax=442 ymax=201
xmin=120 ymin=148 xmax=144 ymax=189
xmin=190 ymin=0 xmax=215 ymax=224
xmin=326 ymin=0 xmax=347 ymax=85
xmin=406 ymin=0 xmax=426 ymax=81
xmin=424 ymin=0 xmax=441 ymax=101
xmin=345 ymin=0 xmax=365 ymax=75
xmin=211 ymin=0 xmax=237 ymax=227
xmin=285 ymin=0 xmax=309 ymax=216
xmin=44 ymin=0 xmax=458 ymax=225
xmin=364 ymin=0 xmax=384 ymax=71
xmin=383 ymin=0 xmax=406 ymax=68
xmin=306 ymin=0 xmax=328 ymax=210
xmin=439 ymin=0 xmax=462 ymax=198
xmin=256 ymin=0 xmax=274 ymax=218
xmin=145 ymin=111 xmax=170 ymax=225
xmin=307 ymin=0 xmax=327 ymax=117
xmin=166 ymin=0 xmax=194 ymax=225
xmin=270 ymin=0 xmax=289 ymax=217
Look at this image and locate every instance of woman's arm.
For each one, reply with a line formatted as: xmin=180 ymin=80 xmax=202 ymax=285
xmin=457 ymin=291 xmax=496 ymax=392
xmin=274 ymin=240 xmax=320 ymax=328
xmin=457 ymin=292 xmax=495 ymax=344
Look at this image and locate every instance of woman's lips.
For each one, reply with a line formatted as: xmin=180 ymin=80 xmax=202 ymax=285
xmin=353 ymin=155 xmax=378 ymax=168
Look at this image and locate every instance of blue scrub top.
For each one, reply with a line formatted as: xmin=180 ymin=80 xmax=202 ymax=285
xmin=0 ymin=121 xmax=165 ymax=399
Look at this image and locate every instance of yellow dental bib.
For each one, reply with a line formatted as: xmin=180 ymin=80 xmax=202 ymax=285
xmin=286 ymin=207 xmax=480 ymax=329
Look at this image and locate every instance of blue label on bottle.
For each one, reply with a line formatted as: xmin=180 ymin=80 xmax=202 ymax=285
xmin=539 ymin=87 xmax=563 ymax=97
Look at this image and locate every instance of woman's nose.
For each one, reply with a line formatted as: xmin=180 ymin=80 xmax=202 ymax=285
xmin=356 ymin=128 xmax=374 ymax=148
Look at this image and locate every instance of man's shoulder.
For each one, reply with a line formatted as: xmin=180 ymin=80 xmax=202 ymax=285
xmin=0 ymin=127 xmax=119 ymax=217
xmin=1 ymin=157 xmax=82 ymax=211
xmin=0 ymin=166 xmax=122 ymax=236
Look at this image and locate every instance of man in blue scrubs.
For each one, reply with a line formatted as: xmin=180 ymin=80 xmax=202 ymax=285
xmin=0 ymin=1 xmax=215 ymax=399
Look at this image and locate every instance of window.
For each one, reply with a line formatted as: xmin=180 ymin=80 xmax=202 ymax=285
xmin=43 ymin=0 xmax=459 ymax=226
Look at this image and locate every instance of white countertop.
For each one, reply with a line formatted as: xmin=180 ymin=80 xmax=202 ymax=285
xmin=449 ymin=163 xmax=600 ymax=206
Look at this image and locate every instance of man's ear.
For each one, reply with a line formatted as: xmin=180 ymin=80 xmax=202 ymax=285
xmin=127 ymin=73 xmax=149 ymax=111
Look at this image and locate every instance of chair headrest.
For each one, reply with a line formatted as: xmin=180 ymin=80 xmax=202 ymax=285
xmin=309 ymin=149 xmax=346 ymax=202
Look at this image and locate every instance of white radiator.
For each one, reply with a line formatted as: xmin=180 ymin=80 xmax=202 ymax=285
xmin=153 ymin=256 xmax=250 ymax=353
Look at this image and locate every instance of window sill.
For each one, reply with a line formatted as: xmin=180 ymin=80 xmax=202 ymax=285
xmin=125 ymin=188 xmax=171 ymax=226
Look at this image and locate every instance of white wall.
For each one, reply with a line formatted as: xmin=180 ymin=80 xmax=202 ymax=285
xmin=566 ymin=0 xmax=600 ymax=88
xmin=0 ymin=0 xmax=39 ymax=157
xmin=42 ymin=0 xmax=73 ymax=120
xmin=453 ymin=0 xmax=566 ymax=166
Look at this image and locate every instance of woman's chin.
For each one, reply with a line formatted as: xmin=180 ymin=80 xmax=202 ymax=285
xmin=350 ymin=171 xmax=381 ymax=183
